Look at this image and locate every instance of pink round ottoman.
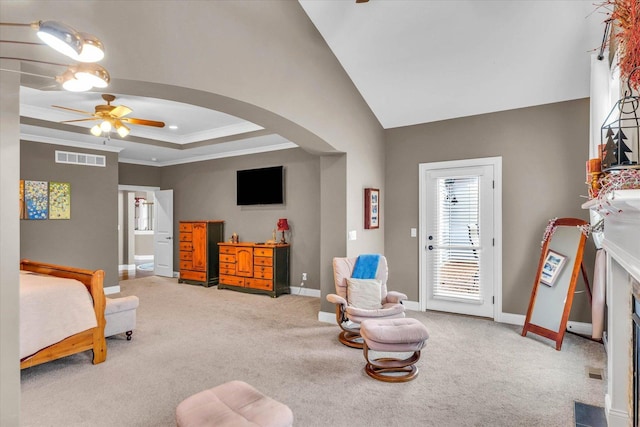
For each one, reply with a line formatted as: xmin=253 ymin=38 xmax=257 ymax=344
xmin=176 ymin=380 xmax=293 ymax=427
xmin=360 ymin=317 xmax=429 ymax=382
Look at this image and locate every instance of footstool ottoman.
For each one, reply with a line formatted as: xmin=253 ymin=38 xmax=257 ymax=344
xmin=360 ymin=317 xmax=429 ymax=382
xmin=104 ymin=296 xmax=139 ymax=340
xmin=176 ymin=380 xmax=293 ymax=427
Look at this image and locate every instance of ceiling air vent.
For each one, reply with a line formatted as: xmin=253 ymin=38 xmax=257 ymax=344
xmin=55 ymin=150 xmax=106 ymax=167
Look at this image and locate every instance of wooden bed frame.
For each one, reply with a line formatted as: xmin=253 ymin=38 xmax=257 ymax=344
xmin=19 ymin=259 xmax=107 ymax=369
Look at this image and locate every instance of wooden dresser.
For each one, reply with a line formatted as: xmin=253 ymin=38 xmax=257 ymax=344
xmin=178 ymin=221 xmax=224 ymax=287
xmin=218 ymin=242 xmax=290 ymax=297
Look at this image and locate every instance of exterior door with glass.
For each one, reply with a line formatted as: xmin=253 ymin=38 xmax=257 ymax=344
xmin=420 ymin=158 xmax=500 ymax=318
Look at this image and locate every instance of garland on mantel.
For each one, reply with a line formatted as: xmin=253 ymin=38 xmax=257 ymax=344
xmin=595 ymin=169 xmax=640 ymax=214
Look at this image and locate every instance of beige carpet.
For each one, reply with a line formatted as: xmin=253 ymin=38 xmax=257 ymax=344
xmin=21 ymin=275 xmax=606 ymax=426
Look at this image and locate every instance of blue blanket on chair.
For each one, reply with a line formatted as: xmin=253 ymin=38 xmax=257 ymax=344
xmin=351 ymin=254 xmax=381 ymax=279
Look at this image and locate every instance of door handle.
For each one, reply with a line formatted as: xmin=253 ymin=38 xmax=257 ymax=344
xmin=166 ymin=236 xmax=172 ymax=240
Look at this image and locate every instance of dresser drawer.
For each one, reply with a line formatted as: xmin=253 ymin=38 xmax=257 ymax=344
xmin=245 ymin=278 xmax=273 ymax=291
xmin=180 ymin=270 xmax=207 ymax=282
xmin=179 ymin=242 xmax=193 ymax=251
xmin=254 ymin=266 xmax=273 ymax=279
xmin=254 ymin=248 xmax=273 ymax=257
xmin=220 ymin=254 xmax=236 ymax=263
xmin=179 ymin=232 xmax=192 ymax=242
xmin=254 ymin=256 xmax=273 ymax=267
xmin=180 ymin=251 xmax=193 ymax=261
xmin=179 ymin=223 xmax=193 ymax=232
xmin=220 ymin=266 xmax=236 ymax=275
xmin=219 ymin=274 xmax=245 ymax=287
xmin=219 ymin=245 xmax=236 ymax=255
xmin=179 ymin=260 xmax=192 ymax=270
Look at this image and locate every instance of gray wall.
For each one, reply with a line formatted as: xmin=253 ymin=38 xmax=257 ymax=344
xmin=119 ymin=163 xmax=161 ymax=187
xmin=20 ymin=141 xmax=120 ymax=288
xmin=135 ymin=234 xmax=154 ymax=256
xmin=121 ymin=148 xmax=322 ymax=290
xmin=384 ymin=99 xmax=595 ymax=321
xmin=319 ymin=154 xmax=348 ymax=313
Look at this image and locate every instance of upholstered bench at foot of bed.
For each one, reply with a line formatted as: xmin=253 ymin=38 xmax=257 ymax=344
xmin=176 ymin=380 xmax=293 ymax=427
xmin=360 ymin=317 xmax=429 ymax=382
xmin=104 ymin=296 xmax=139 ymax=340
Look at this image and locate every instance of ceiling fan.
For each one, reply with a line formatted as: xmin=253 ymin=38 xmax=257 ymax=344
xmin=52 ymin=93 xmax=165 ymax=138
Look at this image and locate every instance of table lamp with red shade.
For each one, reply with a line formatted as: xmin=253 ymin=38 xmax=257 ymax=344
xmin=277 ymin=218 xmax=289 ymax=244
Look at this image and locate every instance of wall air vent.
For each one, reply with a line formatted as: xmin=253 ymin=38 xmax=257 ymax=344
xmin=55 ymin=150 xmax=106 ymax=167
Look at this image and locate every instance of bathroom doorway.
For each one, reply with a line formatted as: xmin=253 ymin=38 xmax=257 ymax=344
xmin=118 ymin=185 xmax=160 ymax=279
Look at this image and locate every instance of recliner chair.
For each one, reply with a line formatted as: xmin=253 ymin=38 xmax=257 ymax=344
xmin=327 ymin=255 xmax=407 ymax=348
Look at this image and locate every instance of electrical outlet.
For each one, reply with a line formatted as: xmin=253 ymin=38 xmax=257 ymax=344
xmin=302 ymin=273 xmax=307 ymax=281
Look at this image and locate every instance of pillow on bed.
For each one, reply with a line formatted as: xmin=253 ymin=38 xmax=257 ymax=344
xmin=346 ymin=278 xmax=382 ymax=309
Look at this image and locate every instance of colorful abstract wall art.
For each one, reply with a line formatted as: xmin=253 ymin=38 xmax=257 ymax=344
xmin=24 ymin=180 xmax=49 ymax=220
xmin=49 ymin=182 xmax=71 ymax=219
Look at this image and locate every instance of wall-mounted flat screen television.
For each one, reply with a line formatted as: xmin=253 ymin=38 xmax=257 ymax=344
xmin=236 ymin=166 xmax=284 ymax=205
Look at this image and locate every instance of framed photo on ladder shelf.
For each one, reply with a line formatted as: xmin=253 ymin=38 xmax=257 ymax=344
xmin=364 ymin=188 xmax=380 ymax=229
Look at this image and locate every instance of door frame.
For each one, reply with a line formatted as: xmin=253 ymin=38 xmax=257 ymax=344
xmin=418 ymin=157 xmax=502 ymax=319
xmin=118 ymin=184 xmax=160 ymax=269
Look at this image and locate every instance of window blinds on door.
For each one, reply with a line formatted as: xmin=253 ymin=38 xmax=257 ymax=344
xmin=432 ymin=176 xmax=482 ymax=302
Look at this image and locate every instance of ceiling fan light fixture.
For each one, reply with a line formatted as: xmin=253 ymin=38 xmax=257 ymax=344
xmin=115 ymin=122 xmax=130 ymax=138
xmin=90 ymin=124 xmax=102 ymax=136
xmin=57 ymin=67 xmax=92 ymax=92
xmin=76 ymin=32 xmax=105 ymax=63
xmin=35 ymin=20 xmax=83 ymax=60
xmin=100 ymin=120 xmax=112 ymax=133
xmin=74 ymin=63 xmax=110 ymax=88
xmin=61 ymin=75 xmax=92 ymax=92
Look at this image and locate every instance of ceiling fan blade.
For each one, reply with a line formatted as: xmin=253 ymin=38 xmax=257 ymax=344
xmin=122 ymin=117 xmax=166 ymax=128
xmin=52 ymin=105 xmax=94 ymax=115
xmin=110 ymin=105 xmax=133 ymax=118
xmin=60 ymin=118 xmax=100 ymax=123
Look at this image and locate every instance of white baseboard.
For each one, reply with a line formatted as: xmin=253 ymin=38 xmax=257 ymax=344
xmin=565 ymin=321 xmax=593 ymax=337
xmin=318 ymin=311 xmax=336 ymax=324
xmin=290 ymin=286 xmax=320 ymax=297
xmin=403 ymin=300 xmax=420 ymax=311
xmin=497 ymin=312 xmax=525 ymax=326
xmin=118 ymin=264 xmax=135 ymax=271
xmin=318 ymin=305 xmax=594 ymax=338
xmin=605 ymin=392 xmax=631 ymax=427
xmin=104 ymin=285 xmax=121 ymax=295
xmin=496 ymin=312 xmax=593 ymax=337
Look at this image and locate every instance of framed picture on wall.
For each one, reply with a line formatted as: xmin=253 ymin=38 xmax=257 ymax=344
xmin=540 ymin=249 xmax=567 ymax=287
xmin=364 ymin=188 xmax=380 ymax=229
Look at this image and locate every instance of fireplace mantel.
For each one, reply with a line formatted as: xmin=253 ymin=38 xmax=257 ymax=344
xmin=583 ymin=189 xmax=640 ymax=427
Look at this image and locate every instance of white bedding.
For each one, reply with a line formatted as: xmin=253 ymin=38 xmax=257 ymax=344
xmin=20 ymin=270 xmax=97 ymax=359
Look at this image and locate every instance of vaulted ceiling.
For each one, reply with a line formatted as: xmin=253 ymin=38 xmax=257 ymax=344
xmin=5 ymin=1 xmax=605 ymax=165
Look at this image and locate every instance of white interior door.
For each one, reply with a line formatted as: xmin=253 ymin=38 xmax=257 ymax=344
xmin=153 ymin=189 xmax=174 ymax=277
xmin=420 ymin=158 xmax=501 ymax=318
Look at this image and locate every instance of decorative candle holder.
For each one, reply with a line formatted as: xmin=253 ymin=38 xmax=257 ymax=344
xmin=588 ymin=172 xmax=602 ymax=199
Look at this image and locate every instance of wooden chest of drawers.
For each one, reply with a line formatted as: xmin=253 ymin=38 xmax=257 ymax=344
xmin=218 ymin=242 xmax=290 ymax=297
xmin=178 ymin=221 xmax=224 ymax=287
